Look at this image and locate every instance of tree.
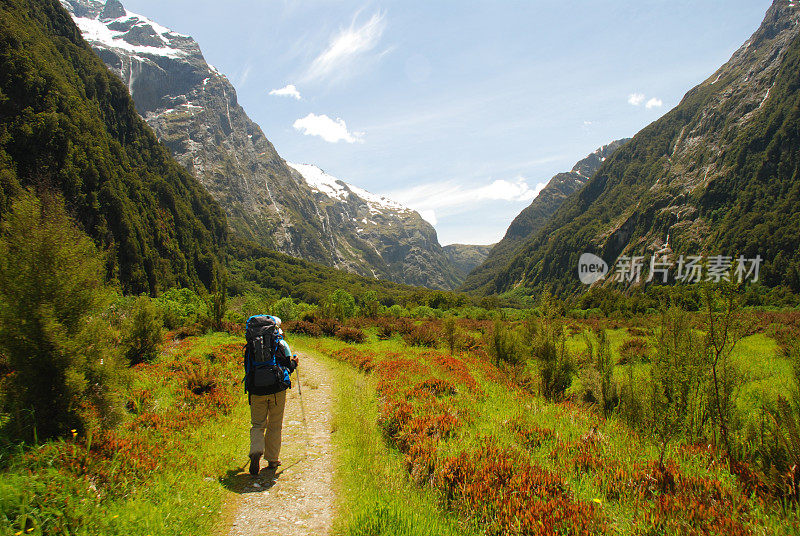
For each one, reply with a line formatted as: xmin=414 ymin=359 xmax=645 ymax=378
xmin=322 ymin=289 xmax=356 ymax=321
xmin=0 ymin=192 xmax=124 ymax=441
xmin=360 ymin=290 xmax=380 ymax=318
xmin=271 ymin=297 xmax=297 ymax=322
xmin=124 ymin=296 xmax=163 ymax=364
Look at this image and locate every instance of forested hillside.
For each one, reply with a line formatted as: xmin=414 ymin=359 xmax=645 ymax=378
xmin=490 ymin=1 xmax=800 ymax=295
xmin=0 ymin=0 xmax=228 ymax=294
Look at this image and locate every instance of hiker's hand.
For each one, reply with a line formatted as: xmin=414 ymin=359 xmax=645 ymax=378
xmin=291 ymin=354 xmax=299 ymax=367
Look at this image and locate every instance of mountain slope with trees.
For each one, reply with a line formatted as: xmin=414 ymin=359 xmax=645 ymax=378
xmin=491 ymin=1 xmax=800 ymax=295
xmin=461 ymin=140 xmax=628 ymax=293
xmin=0 ymin=0 xmax=227 ymax=294
xmin=59 ymin=0 xmax=465 ymax=290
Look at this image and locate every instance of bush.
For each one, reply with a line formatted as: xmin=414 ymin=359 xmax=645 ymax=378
xmin=581 ymin=330 xmax=618 ymax=415
xmin=486 ymin=319 xmax=521 ymax=366
xmin=154 ymin=288 xmax=207 ymax=329
xmin=335 ymin=327 xmax=367 ymax=343
xmin=530 ymin=320 xmax=574 ymax=400
xmin=402 ymin=325 xmax=438 ymax=348
xmin=316 ymin=318 xmax=342 ymax=337
xmin=321 ymin=289 xmax=356 ymax=321
xmin=443 ymin=317 xmax=458 ymax=354
xmin=0 ymin=193 xmax=124 ymax=440
xmin=285 ymin=320 xmax=323 ymax=337
xmin=619 ymin=337 xmax=650 ymax=365
xmin=124 ymin=297 xmax=164 ymax=365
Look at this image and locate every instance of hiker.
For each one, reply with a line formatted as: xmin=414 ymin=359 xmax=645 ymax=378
xmin=243 ymin=315 xmax=299 ymax=476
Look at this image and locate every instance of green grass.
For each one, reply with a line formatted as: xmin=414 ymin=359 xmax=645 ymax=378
xmin=294 ymin=318 xmax=800 ymax=535
xmin=0 ymin=332 xmax=250 ymax=536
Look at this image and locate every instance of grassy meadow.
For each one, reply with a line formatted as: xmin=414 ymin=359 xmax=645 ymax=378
xmin=1 ymin=285 xmax=799 ymax=535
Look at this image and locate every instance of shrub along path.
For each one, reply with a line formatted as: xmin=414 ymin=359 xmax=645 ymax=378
xmin=224 ymin=353 xmax=335 ymax=536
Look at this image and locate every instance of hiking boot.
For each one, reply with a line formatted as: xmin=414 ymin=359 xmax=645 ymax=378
xmin=249 ymin=453 xmax=261 ymax=476
xmin=266 ymin=460 xmax=281 ymax=470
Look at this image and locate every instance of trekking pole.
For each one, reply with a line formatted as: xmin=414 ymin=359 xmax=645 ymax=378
xmin=293 ymin=354 xmax=311 ymax=450
xmin=294 ymin=354 xmax=302 ymax=397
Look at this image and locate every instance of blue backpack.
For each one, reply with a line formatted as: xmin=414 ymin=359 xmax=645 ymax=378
xmin=244 ymin=315 xmax=291 ymax=396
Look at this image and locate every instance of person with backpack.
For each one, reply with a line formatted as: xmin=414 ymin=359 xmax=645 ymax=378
xmin=243 ymin=314 xmax=299 ymax=476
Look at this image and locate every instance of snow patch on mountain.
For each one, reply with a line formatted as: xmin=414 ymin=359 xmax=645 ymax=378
xmin=287 ymin=163 xmax=410 ymax=215
xmin=62 ymin=0 xmax=187 ymax=58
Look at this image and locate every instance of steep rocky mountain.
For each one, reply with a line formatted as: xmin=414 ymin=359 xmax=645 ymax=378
xmin=0 ymin=0 xmax=227 ymax=294
xmin=461 ymin=140 xmax=629 ymax=293
xmin=286 ymin=163 xmax=462 ymax=289
xmin=488 ymin=0 xmax=800 ymax=295
xmin=443 ymin=244 xmax=494 ymax=278
xmin=59 ymin=0 xmax=463 ymax=290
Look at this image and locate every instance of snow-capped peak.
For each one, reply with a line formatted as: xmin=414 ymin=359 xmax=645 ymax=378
xmin=61 ymin=0 xmax=189 ymax=59
xmin=287 ymin=163 xmax=409 ymax=215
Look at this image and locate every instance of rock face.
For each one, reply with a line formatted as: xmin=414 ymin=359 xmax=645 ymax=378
xmin=461 ymin=140 xmax=629 ymax=293
xmin=443 ymin=244 xmax=494 ymax=278
xmin=60 ymin=0 xmax=463 ymax=290
xmin=286 ymin=164 xmax=462 ymax=289
xmin=487 ymin=1 xmax=800 ymax=295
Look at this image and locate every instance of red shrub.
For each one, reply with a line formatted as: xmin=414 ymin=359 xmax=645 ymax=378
xmin=407 ymin=378 xmax=456 ymax=399
xmin=285 ymin=320 xmax=323 ymax=337
xmin=331 ymin=347 xmax=375 ymax=372
xmin=335 ymin=326 xmax=366 ymax=343
xmin=402 ymin=325 xmax=438 ymax=347
xmin=315 ymin=317 xmax=341 ymax=336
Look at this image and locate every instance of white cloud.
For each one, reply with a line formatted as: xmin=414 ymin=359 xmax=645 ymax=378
xmin=302 ymin=12 xmax=386 ymax=83
xmin=269 ymin=84 xmax=302 ymax=100
xmin=292 ymin=113 xmax=364 ymax=143
xmin=645 ymin=97 xmax=663 ymax=109
xmin=388 ymin=176 xmax=546 ymax=218
xmin=627 ymin=93 xmax=646 ymax=106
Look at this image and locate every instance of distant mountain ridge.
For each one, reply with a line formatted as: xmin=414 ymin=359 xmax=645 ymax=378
xmin=461 ymin=139 xmax=629 ymax=293
xmin=60 ymin=0 xmax=465 ymax=290
xmin=443 ymin=244 xmax=494 ymax=278
xmin=490 ymin=0 xmax=800 ymax=294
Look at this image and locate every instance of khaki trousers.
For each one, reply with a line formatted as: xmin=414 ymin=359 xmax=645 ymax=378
xmin=249 ymin=390 xmax=287 ymax=462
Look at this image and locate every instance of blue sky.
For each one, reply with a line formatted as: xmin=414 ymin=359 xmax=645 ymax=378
xmin=122 ymin=0 xmax=772 ymax=245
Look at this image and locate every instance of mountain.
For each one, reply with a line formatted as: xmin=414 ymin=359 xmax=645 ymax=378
xmin=488 ymin=1 xmax=800 ymax=295
xmin=286 ymin=163 xmax=462 ymax=289
xmin=443 ymin=244 xmax=494 ymax=278
xmin=0 ymin=0 xmax=227 ymax=294
xmin=59 ymin=0 xmax=463 ymax=290
xmin=460 ymin=140 xmax=629 ymax=293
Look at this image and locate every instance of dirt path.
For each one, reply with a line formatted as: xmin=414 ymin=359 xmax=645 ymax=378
xmin=224 ymin=353 xmax=335 ymax=536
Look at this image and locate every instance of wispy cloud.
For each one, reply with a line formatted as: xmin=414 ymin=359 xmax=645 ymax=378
xmin=293 ymin=113 xmax=364 ymax=143
xmin=302 ymin=11 xmax=387 ymax=84
xmin=645 ymin=97 xmax=663 ymax=109
xmin=387 ymin=176 xmax=547 ymax=226
xmin=269 ymin=84 xmax=302 ymax=100
xmin=236 ymin=64 xmax=252 ymax=87
xmin=627 ymin=93 xmax=645 ymax=106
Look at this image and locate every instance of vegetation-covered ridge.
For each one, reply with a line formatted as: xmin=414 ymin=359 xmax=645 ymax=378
xmin=490 ymin=1 xmax=800 ymax=296
xmin=461 ymin=138 xmax=629 ymax=294
xmin=0 ymin=0 xmax=227 ymax=294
